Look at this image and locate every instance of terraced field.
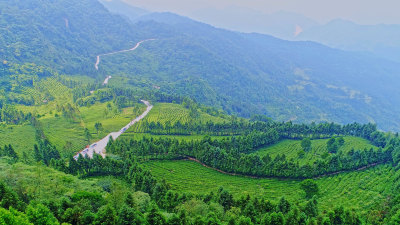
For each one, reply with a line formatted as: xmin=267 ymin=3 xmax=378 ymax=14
xmin=17 ymin=78 xmax=75 ymax=121
xmin=0 ymin=125 xmax=36 ymax=156
xmin=20 ymin=78 xmax=72 ymax=109
xmin=129 ymin=103 xmax=228 ymax=133
xmin=39 ymin=115 xmax=87 ymax=155
xmin=252 ymin=137 xmax=377 ymax=165
xmin=145 ymin=160 xmax=395 ymax=213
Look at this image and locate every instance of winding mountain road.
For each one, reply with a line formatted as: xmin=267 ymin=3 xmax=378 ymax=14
xmin=94 ymin=39 xmax=155 ymax=70
xmin=74 ymin=39 xmax=156 ymax=160
xmin=74 ymin=100 xmax=153 ymax=160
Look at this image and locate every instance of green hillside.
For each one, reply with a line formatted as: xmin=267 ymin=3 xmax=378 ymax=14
xmin=252 ymin=137 xmax=377 ymax=165
xmin=144 ymin=160 xmax=394 ymax=213
xmin=0 ymin=160 xmax=103 ymax=201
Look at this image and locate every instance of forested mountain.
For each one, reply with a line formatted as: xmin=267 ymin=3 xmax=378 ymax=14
xmin=0 ymin=0 xmax=150 ymax=75
xmin=118 ymin=12 xmax=400 ymax=130
xmin=2 ymin=0 xmax=400 ymax=131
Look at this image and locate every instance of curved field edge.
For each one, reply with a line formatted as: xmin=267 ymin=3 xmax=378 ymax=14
xmin=144 ymin=160 xmax=395 ymax=213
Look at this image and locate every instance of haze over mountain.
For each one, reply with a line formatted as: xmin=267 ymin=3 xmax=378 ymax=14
xmin=124 ymin=0 xmax=400 ymax=25
xmin=105 ymin=0 xmax=400 ymax=63
xmin=296 ymin=19 xmax=400 ymax=62
xmin=189 ymin=8 xmax=319 ymax=40
xmin=99 ymin=0 xmax=148 ymax=21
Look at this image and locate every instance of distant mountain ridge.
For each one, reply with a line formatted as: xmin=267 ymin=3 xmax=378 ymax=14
xmin=296 ymin=19 xmax=400 ymax=62
xmin=100 ymin=1 xmax=400 ymax=63
xmin=99 ymin=0 xmax=149 ymax=21
xmin=190 ymin=8 xmax=319 ymax=40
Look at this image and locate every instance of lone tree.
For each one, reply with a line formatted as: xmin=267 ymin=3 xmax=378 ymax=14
xmin=337 ymin=137 xmax=345 ymax=146
xmin=300 ymin=179 xmax=319 ymax=199
xmin=327 ymin=137 xmax=338 ymax=153
xmin=94 ymin=122 xmax=103 ymax=134
xmin=84 ymin=128 xmax=92 ymax=144
xmin=301 ymin=138 xmax=312 ymax=152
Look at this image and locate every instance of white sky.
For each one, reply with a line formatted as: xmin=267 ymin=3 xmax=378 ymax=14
xmin=124 ymin=0 xmax=400 ymax=24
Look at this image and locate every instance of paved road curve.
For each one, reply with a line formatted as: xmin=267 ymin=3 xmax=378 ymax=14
xmin=103 ymin=76 xmax=112 ymax=85
xmin=73 ymin=39 xmax=156 ymax=160
xmin=74 ymin=39 xmax=156 ymax=160
xmin=94 ymin=39 xmax=156 ymax=70
xmin=74 ymin=100 xmax=153 ymax=160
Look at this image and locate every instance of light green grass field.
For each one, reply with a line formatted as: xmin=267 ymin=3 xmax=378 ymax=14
xmin=252 ymin=137 xmax=377 ymax=165
xmin=145 ymin=160 xmax=393 ymax=213
xmin=79 ymin=102 xmax=146 ymax=134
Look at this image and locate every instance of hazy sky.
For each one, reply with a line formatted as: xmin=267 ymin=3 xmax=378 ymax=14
xmin=124 ymin=0 xmax=400 ymax=24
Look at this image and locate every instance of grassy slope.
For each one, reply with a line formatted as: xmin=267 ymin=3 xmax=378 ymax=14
xmin=252 ymin=137 xmax=377 ymax=165
xmin=145 ymin=160 xmax=394 ymax=213
xmin=0 ymin=160 xmax=103 ymax=201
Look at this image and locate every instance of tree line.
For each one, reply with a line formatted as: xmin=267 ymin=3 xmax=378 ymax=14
xmin=106 ymin=120 xmax=394 ymax=179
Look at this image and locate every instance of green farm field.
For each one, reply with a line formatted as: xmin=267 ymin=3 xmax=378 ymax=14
xmin=252 ymin=137 xmax=377 ymax=165
xmin=129 ymin=103 xmax=228 ymax=133
xmin=145 ymin=160 xmax=394 ymax=213
xmin=0 ymin=124 xmax=36 ymax=156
